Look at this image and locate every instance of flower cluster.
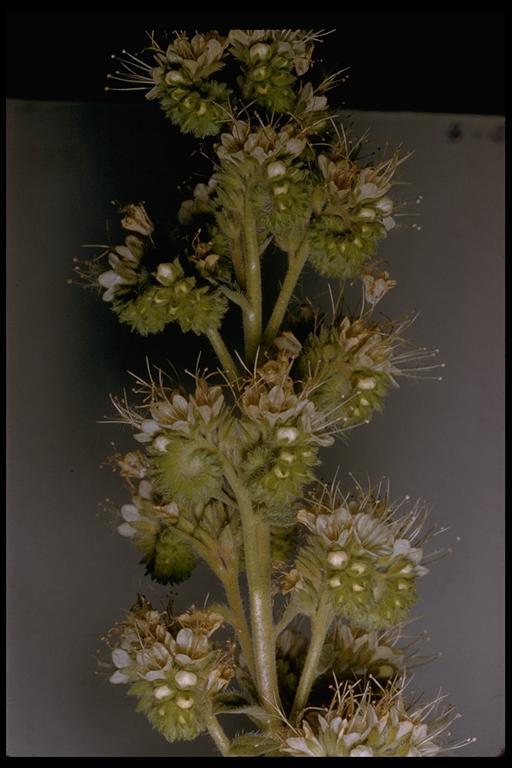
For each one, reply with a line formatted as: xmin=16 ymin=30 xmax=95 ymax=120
xmin=236 ymin=340 xmax=334 ymax=520
xmin=108 ymin=598 xmax=234 ymax=742
xmin=94 ymin=204 xmax=227 ymax=336
xmin=212 ymin=119 xmax=313 ymax=250
xmin=116 ymin=377 xmax=230 ymax=507
xmin=96 ymin=203 xmax=153 ymax=303
xmin=321 ymin=623 xmax=406 ymax=681
xmin=144 ymin=32 xmax=231 ymax=138
xmin=115 ymin=472 xmax=195 ymax=585
xmin=281 ymin=680 xmax=461 ymax=757
xmin=298 ymin=313 xmax=435 ymax=426
xmin=309 ymin=152 xmax=400 ymax=278
xmin=228 ymin=29 xmax=317 ymax=113
xmin=113 ymin=447 xmax=241 ymax=579
xmin=284 ymin=483 xmax=431 ymax=629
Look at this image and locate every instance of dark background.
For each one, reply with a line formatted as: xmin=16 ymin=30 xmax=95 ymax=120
xmin=5 ymin=11 xmax=506 ymax=115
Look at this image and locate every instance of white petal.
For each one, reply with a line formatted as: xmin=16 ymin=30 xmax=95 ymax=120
xmin=144 ymin=669 xmax=166 ymax=681
xmin=138 ymin=480 xmax=153 ymax=499
xmin=109 ymin=670 xmax=129 ymax=684
xmin=393 ymin=539 xmax=412 ymax=557
xmin=117 ymin=522 xmax=136 ymax=538
xmin=101 ymin=286 xmax=117 ymax=303
xmin=153 ymin=436 xmax=170 ymax=453
xmin=172 ymin=394 xmax=189 ymax=411
xmin=98 ymin=270 xmax=123 ymax=288
xmin=141 ymin=419 xmax=160 ymax=435
xmin=396 ymin=720 xmax=414 ymax=740
xmin=133 ymin=431 xmax=152 ymax=443
xmin=153 ymin=685 xmax=173 ymax=700
xmin=121 ymin=504 xmax=140 ymax=522
xmin=175 ymin=671 xmax=198 ymax=689
xmin=112 ymin=648 xmax=132 ymax=668
xmin=350 ymin=746 xmax=374 ymax=757
xmin=176 ymin=628 xmax=194 ymax=649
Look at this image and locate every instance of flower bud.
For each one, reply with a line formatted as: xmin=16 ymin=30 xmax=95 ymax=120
xmin=267 ymin=161 xmax=287 ymax=179
xmin=249 ymin=42 xmax=271 ymax=61
xmin=327 ymin=550 xmax=349 ymax=569
xmin=357 ymin=377 xmax=376 ymax=391
xmin=175 ymin=671 xmax=198 ymax=689
xmin=176 ymin=695 xmax=194 ymax=710
xmin=374 ymin=196 xmax=394 ymax=215
xmin=156 ymin=262 xmax=179 ymax=286
xmin=357 ymin=207 xmax=376 ymax=221
xmin=154 ymin=685 xmax=173 ymax=700
xmin=165 ymin=70 xmax=186 ymax=85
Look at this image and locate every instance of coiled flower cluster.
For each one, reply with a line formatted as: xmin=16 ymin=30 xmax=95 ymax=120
xmin=228 ymin=29 xmax=316 ymax=113
xmin=115 ymin=377 xmax=230 ymax=507
xmin=298 ymin=313 xmax=437 ymax=426
xmin=309 ymin=152 xmax=400 ymax=278
xmin=237 ymin=343 xmax=334 ymax=520
xmin=145 ymin=32 xmax=232 ymax=138
xmin=321 ymin=623 xmax=407 ymax=682
xmin=116 ymin=474 xmax=195 ymax=585
xmin=108 ymin=599 xmax=234 ymax=742
xmin=284 ymin=483 xmax=431 ymax=629
xmin=281 ymin=679 xmax=463 ymax=757
xmin=92 ymin=204 xmax=227 ymax=335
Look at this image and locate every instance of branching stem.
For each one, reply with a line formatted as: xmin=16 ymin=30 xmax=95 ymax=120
xmin=206 ymin=327 xmax=240 ymax=381
xmin=222 ymin=462 xmax=281 ymax=715
xmin=263 ymin=237 xmax=310 ymax=348
xmin=206 ymin=713 xmax=231 ymax=756
xmin=291 ymin=592 xmax=333 ymax=721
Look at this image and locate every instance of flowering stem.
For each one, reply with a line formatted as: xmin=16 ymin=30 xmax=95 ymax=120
xmin=263 ymin=237 xmax=310 ymax=348
xmin=206 ymin=327 xmax=239 ymax=381
xmin=242 ymin=196 xmax=262 ymax=365
xmin=291 ymin=592 xmax=332 ymax=721
xmin=206 ymin=713 xmax=231 ymax=756
xmin=223 ymin=461 xmax=281 ymax=715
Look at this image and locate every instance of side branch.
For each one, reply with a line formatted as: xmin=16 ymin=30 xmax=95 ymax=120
xmin=263 ymin=237 xmax=310 ymax=348
xmin=206 ymin=327 xmax=240 ymax=381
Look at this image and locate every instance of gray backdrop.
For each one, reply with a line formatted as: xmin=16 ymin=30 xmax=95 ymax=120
xmin=6 ymin=101 xmax=504 ymax=756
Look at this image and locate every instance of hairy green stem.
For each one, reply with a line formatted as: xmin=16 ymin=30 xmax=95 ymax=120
xmin=291 ymin=592 xmax=332 ymax=721
xmin=222 ymin=568 xmax=256 ymax=680
xmin=242 ymin=197 xmax=262 ymax=365
xmin=230 ymin=233 xmax=246 ymax=290
xmin=206 ymin=327 xmax=239 ymax=381
xmin=223 ymin=462 xmax=281 ymax=714
xmin=206 ymin=713 xmax=231 ymax=756
xmin=263 ymin=238 xmax=310 ymax=348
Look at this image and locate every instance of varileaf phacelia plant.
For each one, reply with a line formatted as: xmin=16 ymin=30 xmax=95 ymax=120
xmin=76 ymin=28 xmax=475 ymax=757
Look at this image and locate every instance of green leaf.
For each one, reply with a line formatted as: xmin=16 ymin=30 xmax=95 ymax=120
xmin=228 ymin=733 xmax=278 ymax=757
